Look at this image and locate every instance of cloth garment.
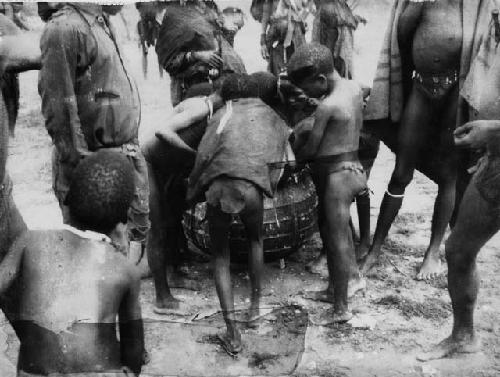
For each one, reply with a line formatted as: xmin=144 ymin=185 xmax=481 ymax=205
xmin=188 ymin=98 xmax=290 ymax=203
xmin=311 ymin=0 xmax=359 ymax=78
xmin=156 ymin=1 xmax=246 ymax=105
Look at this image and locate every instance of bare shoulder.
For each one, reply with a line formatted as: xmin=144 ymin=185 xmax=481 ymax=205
xmin=339 ymin=79 xmax=363 ymax=98
xmin=105 ymin=250 xmax=140 ymax=288
xmin=19 ymin=230 xmax=58 ymax=252
xmin=320 ymin=91 xmax=355 ymax=118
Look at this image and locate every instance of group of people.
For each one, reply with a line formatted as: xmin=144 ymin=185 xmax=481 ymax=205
xmin=0 ymin=0 xmax=498 ymax=375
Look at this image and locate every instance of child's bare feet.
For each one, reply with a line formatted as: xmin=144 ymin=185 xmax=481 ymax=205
xmin=305 ymin=277 xmax=365 ymax=303
xmin=417 ymin=334 xmax=481 ymax=361
xmin=416 ymin=250 xmax=442 ymax=281
xmin=359 ymin=250 xmax=380 ymax=275
xmin=153 ymin=296 xmax=190 ymax=315
xmin=217 ymin=330 xmax=242 ymax=357
xmin=311 ymin=309 xmax=353 ymax=326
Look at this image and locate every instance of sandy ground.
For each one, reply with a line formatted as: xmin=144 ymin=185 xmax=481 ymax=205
xmin=0 ymin=1 xmax=499 ymax=376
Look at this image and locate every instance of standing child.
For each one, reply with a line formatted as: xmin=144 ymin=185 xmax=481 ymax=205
xmin=288 ymin=43 xmax=367 ymax=323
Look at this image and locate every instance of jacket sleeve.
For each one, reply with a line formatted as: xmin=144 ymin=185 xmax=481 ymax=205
xmin=39 ymin=20 xmax=89 ymax=165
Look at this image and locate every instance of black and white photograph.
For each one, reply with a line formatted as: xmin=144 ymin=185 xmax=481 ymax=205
xmin=0 ymin=0 xmax=499 ymax=376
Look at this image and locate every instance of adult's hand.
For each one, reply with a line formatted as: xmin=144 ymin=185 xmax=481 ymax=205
xmin=454 ymin=120 xmax=500 ymax=149
xmin=260 ymin=34 xmax=269 ymax=60
xmin=192 ymin=50 xmax=222 ymax=69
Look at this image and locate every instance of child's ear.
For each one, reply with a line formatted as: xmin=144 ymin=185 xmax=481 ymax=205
xmin=316 ymin=74 xmax=328 ymax=86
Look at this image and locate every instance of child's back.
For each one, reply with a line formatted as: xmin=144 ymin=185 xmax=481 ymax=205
xmin=15 ymin=229 xmax=135 ymax=375
xmin=316 ymin=78 xmax=363 ymax=158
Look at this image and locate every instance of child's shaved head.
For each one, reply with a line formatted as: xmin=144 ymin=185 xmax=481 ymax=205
xmin=220 ymin=73 xmax=259 ymax=101
xmin=287 ymin=43 xmax=334 ymax=84
xmin=249 ymin=71 xmax=278 ymax=104
xmin=66 ymin=151 xmax=135 ymax=234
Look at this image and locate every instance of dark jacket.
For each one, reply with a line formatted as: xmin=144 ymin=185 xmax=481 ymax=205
xmin=39 ymin=3 xmax=141 ymax=165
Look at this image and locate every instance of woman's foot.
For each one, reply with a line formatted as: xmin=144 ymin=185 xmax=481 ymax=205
xmin=417 ymin=334 xmax=481 ymax=361
xmin=416 ymin=250 xmax=442 ymax=281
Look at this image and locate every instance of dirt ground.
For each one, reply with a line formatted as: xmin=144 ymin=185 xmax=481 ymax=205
xmin=1 ymin=1 xmax=499 ymax=376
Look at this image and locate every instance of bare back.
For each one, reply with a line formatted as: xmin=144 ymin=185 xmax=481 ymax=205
xmin=15 ymin=230 xmax=134 ymax=374
xmin=316 ymin=78 xmax=363 ymax=157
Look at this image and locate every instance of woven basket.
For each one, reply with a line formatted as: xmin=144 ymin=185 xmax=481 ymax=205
xmin=182 ymin=168 xmax=318 ymax=262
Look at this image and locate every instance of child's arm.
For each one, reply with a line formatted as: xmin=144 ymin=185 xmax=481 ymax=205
xmin=155 ymin=109 xmax=199 ymax=154
xmin=155 ymin=97 xmax=213 ymax=153
xmin=119 ymin=268 xmax=145 ymax=376
xmin=0 ymin=232 xmax=28 ymax=295
xmin=296 ymin=105 xmax=330 ymax=160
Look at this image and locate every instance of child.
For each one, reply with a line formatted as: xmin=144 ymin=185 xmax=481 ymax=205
xmin=288 ymin=43 xmax=367 ymax=323
xmin=0 ymin=151 xmax=145 ymax=376
xmin=187 ymin=74 xmax=290 ymax=355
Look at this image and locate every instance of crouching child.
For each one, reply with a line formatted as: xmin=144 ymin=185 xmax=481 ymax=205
xmin=187 ymin=74 xmax=291 ymax=355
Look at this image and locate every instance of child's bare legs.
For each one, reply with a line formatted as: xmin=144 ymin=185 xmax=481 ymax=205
xmin=355 ymin=188 xmax=371 ymax=260
xmin=314 ymin=170 xmax=366 ymax=324
xmin=239 ymin=187 xmax=265 ymax=323
xmin=306 ymin=170 xmax=364 ymax=302
xmin=208 ymin=204 xmax=241 ymax=352
xmin=146 ymin=163 xmax=181 ymax=311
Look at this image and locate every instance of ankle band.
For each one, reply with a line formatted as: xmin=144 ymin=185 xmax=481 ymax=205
xmin=386 ymin=190 xmax=404 ymax=199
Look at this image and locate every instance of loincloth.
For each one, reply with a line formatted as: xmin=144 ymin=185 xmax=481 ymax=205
xmin=413 ymin=70 xmax=459 ymax=100
xmin=311 ymin=160 xmax=365 ymax=179
xmin=206 ymin=177 xmax=258 ymax=214
xmin=473 ymin=154 xmax=500 ymax=207
xmin=309 ymin=151 xmax=367 ymax=200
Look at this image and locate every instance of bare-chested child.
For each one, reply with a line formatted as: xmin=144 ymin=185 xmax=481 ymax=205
xmin=361 ymin=0 xmax=462 ymax=280
xmin=288 ymin=43 xmax=367 ymax=323
xmin=0 ymin=151 xmax=145 ymax=376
